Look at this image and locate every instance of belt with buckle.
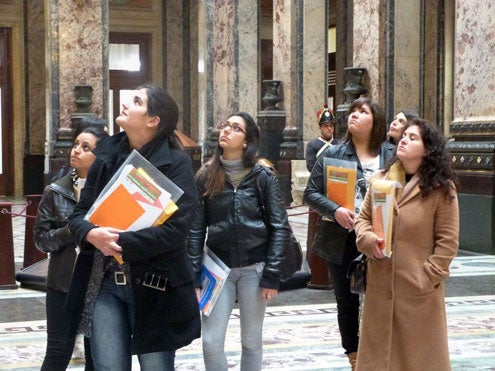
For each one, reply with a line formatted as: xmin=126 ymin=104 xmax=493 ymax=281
xmin=114 ymin=271 xmax=127 ymax=285
xmin=142 ymin=272 xmax=167 ymax=291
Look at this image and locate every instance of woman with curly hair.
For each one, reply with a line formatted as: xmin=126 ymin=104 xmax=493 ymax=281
xmin=354 ymin=118 xmax=459 ymax=370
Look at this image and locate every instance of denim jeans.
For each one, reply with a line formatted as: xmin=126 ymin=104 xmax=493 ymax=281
xmin=90 ymin=271 xmax=175 ymax=371
xmin=326 ymin=240 xmax=360 ymax=354
xmin=202 ymin=262 xmax=267 ymax=371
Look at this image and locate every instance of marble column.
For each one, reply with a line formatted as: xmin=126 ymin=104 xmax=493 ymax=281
xmin=449 ymin=1 xmax=495 ymax=254
xmin=45 ymin=0 xmax=108 ymax=174
xmin=302 ymin=0 xmax=327 ymax=145
xmin=201 ymin=0 xmax=260 ymax=160
xmin=352 ymin=0 xmax=386 ymax=104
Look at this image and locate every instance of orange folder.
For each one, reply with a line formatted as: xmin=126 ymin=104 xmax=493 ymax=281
xmin=324 ymin=159 xmax=357 ymax=210
xmin=88 ymin=184 xmax=145 ymax=230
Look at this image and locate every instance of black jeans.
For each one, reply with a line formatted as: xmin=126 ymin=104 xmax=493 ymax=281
xmin=41 ymin=287 xmax=93 ymax=371
xmin=326 ymin=236 xmax=360 ymax=355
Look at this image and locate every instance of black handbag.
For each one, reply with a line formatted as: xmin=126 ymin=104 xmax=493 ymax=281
xmin=254 ymin=171 xmax=302 ymax=282
xmin=279 ymin=233 xmax=303 ymax=282
xmin=347 ymin=253 xmax=367 ymax=294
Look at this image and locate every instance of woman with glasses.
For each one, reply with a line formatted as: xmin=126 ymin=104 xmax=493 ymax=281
xmin=187 ymin=112 xmax=291 ymax=371
xmin=303 ymin=98 xmax=395 ymax=370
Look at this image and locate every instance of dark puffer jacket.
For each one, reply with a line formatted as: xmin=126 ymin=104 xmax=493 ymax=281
xmin=187 ymin=163 xmax=291 ymax=290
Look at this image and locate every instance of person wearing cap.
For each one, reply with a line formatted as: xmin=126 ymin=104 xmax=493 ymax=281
xmin=305 ymin=104 xmax=338 ymax=172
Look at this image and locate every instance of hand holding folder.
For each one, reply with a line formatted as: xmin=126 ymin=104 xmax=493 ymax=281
xmin=85 ymin=150 xmax=183 ymax=264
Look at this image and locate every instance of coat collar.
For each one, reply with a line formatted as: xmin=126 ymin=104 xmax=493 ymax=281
xmin=397 ymin=173 xmax=421 ymax=206
xmin=93 ymin=131 xmax=173 ymax=169
xmin=49 ymin=172 xmax=77 ymax=201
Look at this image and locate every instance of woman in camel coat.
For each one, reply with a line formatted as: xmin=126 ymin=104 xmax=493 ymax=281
xmin=354 ymin=118 xmax=459 ymax=371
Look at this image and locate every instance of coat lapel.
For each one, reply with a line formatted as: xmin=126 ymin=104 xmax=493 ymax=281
xmin=397 ymin=174 xmax=421 ymax=206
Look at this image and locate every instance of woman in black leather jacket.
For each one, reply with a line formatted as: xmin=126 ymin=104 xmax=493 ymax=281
xmin=34 ymin=122 xmax=108 ymax=371
xmin=187 ymin=112 xmax=291 ymax=371
xmin=303 ymin=98 xmax=395 ymax=370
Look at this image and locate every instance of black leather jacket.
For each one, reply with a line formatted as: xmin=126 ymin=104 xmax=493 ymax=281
xmin=34 ymin=172 xmax=77 ymax=292
xmin=187 ymin=163 xmax=291 ymax=290
xmin=303 ymin=141 xmax=395 ymax=264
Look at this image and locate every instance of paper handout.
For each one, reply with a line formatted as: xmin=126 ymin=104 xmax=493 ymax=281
xmin=370 ymin=178 xmax=402 ymax=257
xmin=85 ymin=150 xmax=184 ymax=264
xmin=199 ymin=248 xmax=231 ymax=316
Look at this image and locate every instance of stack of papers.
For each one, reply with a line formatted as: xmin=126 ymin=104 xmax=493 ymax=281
xmin=85 ymin=150 xmax=183 ymax=264
xmin=199 ymin=248 xmax=230 ymax=316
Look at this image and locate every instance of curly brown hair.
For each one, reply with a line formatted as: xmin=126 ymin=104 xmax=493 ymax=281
xmin=385 ymin=118 xmax=457 ymax=199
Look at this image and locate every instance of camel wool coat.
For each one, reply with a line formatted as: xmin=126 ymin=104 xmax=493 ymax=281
xmin=354 ymin=171 xmax=459 ymax=371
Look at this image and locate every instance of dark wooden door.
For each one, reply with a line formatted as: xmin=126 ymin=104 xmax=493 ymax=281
xmin=109 ymin=32 xmax=151 ymax=134
xmin=0 ymin=28 xmax=13 ymax=196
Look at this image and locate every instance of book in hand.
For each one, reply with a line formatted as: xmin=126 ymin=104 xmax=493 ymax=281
xmin=199 ymin=247 xmax=230 ymax=316
xmin=85 ymin=150 xmax=183 ymax=264
xmin=370 ymin=178 xmax=402 ymax=257
xmin=323 ymin=158 xmax=357 ymax=218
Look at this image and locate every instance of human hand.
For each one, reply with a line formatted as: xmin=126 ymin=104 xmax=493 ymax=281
xmin=334 ymin=207 xmax=356 ymax=230
xmin=373 ymin=237 xmax=385 ymax=259
xmin=262 ymin=288 xmax=278 ymax=302
xmin=86 ymin=227 xmax=122 ymax=257
xmin=195 ymin=288 xmax=201 ymax=302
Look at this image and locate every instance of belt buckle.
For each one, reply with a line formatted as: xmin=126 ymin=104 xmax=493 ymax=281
xmin=114 ymin=271 xmax=127 ymax=285
xmin=142 ymin=272 xmax=167 ymax=292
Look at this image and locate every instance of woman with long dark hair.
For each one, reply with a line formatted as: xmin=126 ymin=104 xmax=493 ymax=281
xmin=35 ymin=121 xmax=108 ymax=370
xmin=67 ymin=84 xmax=200 ymax=370
xmin=187 ymin=112 xmax=291 ymax=371
xmin=304 ymin=98 xmax=395 ymax=369
xmin=355 ymin=118 xmax=459 ymax=370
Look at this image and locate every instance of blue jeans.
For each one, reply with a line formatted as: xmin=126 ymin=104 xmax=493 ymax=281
xmin=90 ymin=271 xmax=175 ymax=371
xmin=202 ymin=262 xmax=267 ymax=371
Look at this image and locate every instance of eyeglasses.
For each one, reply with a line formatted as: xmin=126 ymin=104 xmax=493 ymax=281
xmin=216 ymin=121 xmax=246 ymax=134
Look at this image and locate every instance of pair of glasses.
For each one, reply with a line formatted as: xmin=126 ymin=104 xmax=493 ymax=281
xmin=216 ymin=121 xmax=246 ymax=134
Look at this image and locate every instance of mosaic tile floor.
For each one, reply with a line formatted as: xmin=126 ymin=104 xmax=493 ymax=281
xmin=0 ymin=294 xmax=494 ymax=370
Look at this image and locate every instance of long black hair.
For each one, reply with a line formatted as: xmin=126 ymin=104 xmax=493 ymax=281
xmin=197 ymin=112 xmax=260 ymax=198
xmin=139 ymin=84 xmax=183 ymax=150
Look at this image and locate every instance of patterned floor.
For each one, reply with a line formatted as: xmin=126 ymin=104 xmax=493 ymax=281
xmin=1 ymin=200 xmax=494 ymax=370
xmin=0 ymin=286 xmax=494 ymax=369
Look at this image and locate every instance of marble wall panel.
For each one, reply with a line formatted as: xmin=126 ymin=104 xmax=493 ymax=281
xmin=352 ymin=0 xmax=386 ymax=105
xmin=422 ymin=0 xmax=439 ymax=123
xmin=212 ymin=0 xmax=236 ymax=124
xmin=273 ymin=0 xmax=295 ymax=127
xmin=454 ymin=1 xmax=495 ymax=121
xmin=393 ymin=56 xmax=420 ymax=115
xmin=237 ymin=0 xmax=259 ymax=118
xmin=166 ymin=0 xmax=184 ymax=129
xmin=393 ymin=0 xmax=420 ymax=116
xmin=302 ymin=0 xmax=327 ymax=144
xmin=58 ymin=1 xmax=104 ymax=128
xmin=26 ymin=0 xmax=45 ymax=154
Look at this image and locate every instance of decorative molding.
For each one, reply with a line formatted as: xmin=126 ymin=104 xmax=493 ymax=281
xmin=450 ymin=121 xmax=495 ymax=140
xmin=449 ymin=141 xmax=494 ymax=171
